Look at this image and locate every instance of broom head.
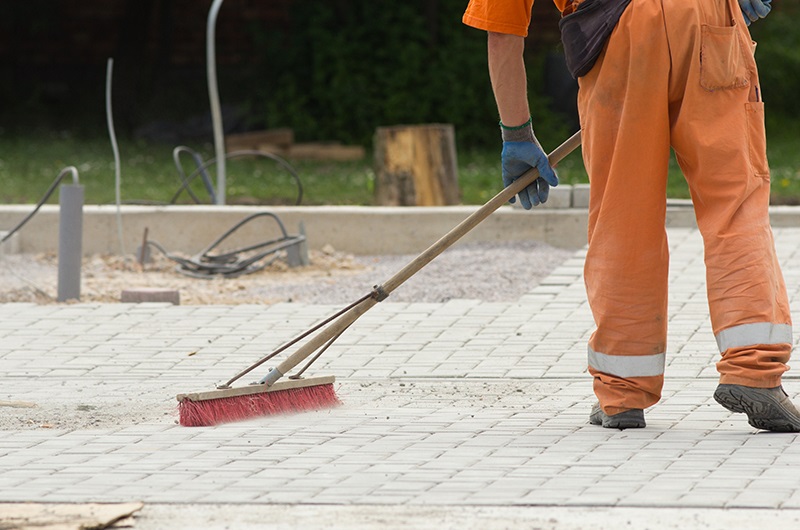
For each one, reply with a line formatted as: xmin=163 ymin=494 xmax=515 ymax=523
xmin=177 ymin=375 xmax=339 ymax=426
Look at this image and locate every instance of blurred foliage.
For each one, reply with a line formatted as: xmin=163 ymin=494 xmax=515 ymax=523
xmin=244 ymin=0 xmax=568 ymax=150
xmin=241 ymin=0 xmax=798 ymax=150
xmin=750 ymin=2 xmax=800 ymax=124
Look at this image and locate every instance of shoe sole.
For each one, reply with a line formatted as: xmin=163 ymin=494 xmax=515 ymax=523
xmin=714 ymin=385 xmax=800 ymax=433
xmin=603 ymin=417 xmax=645 ymax=429
xmin=589 ymin=407 xmax=645 ymax=429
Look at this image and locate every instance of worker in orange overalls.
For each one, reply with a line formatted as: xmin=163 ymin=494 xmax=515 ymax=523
xmin=463 ymin=0 xmax=800 ymax=431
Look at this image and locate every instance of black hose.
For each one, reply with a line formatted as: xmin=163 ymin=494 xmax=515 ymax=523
xmin=172 ymin=146 xmax=217 ymax=204
xmin=1 ymin=167 xmax=78 ymax=246
xmin=169 ymin=149 xmax=304 ymax=206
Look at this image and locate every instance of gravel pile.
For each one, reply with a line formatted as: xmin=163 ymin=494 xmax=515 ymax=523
xmin=256 ymin=241 xmax=575 ymax=304
xmin=0 ymin=241 xmax=576 ymax=305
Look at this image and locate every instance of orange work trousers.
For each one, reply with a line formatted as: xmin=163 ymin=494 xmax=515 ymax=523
xmin=577 ymin=0 xmax=793 ymax=415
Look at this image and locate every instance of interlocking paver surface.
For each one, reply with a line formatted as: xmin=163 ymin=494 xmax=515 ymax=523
xmin=2 ymin=227 xmax=800 ymax=524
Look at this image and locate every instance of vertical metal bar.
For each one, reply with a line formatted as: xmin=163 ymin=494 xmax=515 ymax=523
xmin=57 ymin=184 xmax=84 ymax=302
xmin=106 ymin=58 xmax=125 ymax=254
xmin=207 ymin=0 xmax=226 ymax=205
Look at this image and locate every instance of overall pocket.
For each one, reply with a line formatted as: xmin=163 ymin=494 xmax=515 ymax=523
xmin=746 ymin=102 xmax=770 ymax=178
xmin=700 ymin=24 xmax=749 ymax=91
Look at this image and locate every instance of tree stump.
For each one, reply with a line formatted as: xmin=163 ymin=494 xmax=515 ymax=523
xmin=374 ymin=124 xmax=460 ymax=206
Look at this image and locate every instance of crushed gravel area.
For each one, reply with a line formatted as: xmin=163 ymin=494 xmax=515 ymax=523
xmin=0 ymin=241 xmax=576 ymax=305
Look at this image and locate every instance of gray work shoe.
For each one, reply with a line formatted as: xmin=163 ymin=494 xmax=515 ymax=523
xmin=714 ymin=384 xmax=800 ymax=432
xmin=589 ymin=402 xmax=646 ymax=429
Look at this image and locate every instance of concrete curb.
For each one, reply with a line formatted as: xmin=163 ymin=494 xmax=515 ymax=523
xmin=0 ymin=203 xmax=798 ymax=256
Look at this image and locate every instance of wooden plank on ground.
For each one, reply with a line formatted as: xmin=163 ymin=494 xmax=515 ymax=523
xmin=287 ymin=143 xmax=366 ymax=161
xmin=226 ymin=128 xmax=294 ymax=152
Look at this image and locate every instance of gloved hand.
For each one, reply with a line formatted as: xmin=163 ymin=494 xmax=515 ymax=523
xmin=739 ymin=0 xmax=772 ymax=26
xmin=501 ymin=140 xmax=559 ymax=209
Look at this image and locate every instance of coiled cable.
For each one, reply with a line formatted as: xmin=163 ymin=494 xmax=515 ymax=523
xmin=169 ymin=148 xmax=303 ymax=206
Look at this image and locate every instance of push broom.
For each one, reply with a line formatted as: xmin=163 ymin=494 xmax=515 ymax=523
xmin=177 ymin=130 xmax=582 ymax=426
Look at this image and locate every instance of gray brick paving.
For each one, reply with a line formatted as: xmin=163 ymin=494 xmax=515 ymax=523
xmin=2 ymin=227 xmax=800 ymax=521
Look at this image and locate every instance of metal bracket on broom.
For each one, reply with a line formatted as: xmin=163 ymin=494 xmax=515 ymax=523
xmin=213 ymin=286 xmax=382 ymax=389
xmin=221 ymin=130 xmax=583 ymax=389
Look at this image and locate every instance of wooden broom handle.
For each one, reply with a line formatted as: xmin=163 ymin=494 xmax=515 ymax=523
xmin=272 ymin=130 xmax=582 ymax=381
xmin=382 ymin=129 xmax=582 ymax=294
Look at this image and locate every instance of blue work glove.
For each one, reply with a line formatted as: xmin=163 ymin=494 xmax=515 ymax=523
xmin=500 ymin=119 xmax=558 ymax=209
xmin=739 ymin=0 xmax=772 ymax=26
xmin=502 ymin=142 xmax=557 ymax=208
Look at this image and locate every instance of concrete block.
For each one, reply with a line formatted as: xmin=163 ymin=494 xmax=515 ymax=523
xmin=510 ymin=184 xmax=572 ymax=210
xmin=120 ymin=288 xmax=180 ymax=305
xmin=541 ymin=184 xmax=573 ymax=209
xmin=571 ymin=183 xmax=591 ymax=208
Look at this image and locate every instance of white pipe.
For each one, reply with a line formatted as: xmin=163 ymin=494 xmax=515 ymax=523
xmin=60 ymin=166 xmax=80 ymax=185
xmin=106 ymin=57 xmax=126 ymax=254
xmin=207 ymin=0 xmax=226 ymax=205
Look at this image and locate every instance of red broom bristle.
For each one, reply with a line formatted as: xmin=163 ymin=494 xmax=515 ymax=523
xmin=178 ymin=383 xmax=340 ymax=427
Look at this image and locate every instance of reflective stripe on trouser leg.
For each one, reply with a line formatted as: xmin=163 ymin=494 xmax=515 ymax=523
xmin=589 ymin=348 xmax=666 ymax=379
xmin=714 ymin=323 xmax=792 ymax=388
xmin=716 ymin=323 xmax=793 ymax=352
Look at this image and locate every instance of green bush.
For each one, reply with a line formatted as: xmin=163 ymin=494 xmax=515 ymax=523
xmin=245 ymin=0 xmax=566 ymax=150
xmin=750 ymin=2 xmax=800 ymax=122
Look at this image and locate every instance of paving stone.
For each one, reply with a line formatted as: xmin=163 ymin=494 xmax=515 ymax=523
xmin=4 ymin=227 xmax=800 ymax=513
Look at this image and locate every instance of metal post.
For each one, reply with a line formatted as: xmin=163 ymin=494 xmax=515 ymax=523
xmin=285 ymin=221 xmax=310 ymax=268
xmin=57 ymin=184 xmax=84 ymax=302
xmin=207 ymin=0 xmax=226 ymax=205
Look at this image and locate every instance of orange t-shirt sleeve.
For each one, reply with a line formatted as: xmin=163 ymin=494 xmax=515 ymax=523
xmin=462 ymin=0 xmax=535 ymax=37
xmin=462 ymin=1 xmax=571 ymax=37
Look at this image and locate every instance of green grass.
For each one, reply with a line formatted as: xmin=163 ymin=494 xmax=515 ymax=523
xmin=0 ymin=132 xmax=375 ymax=206
xmin=764 ymin=120 xmax=800 ymax=205
xmin=0 ymin=125 xmax=798 ymax=206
